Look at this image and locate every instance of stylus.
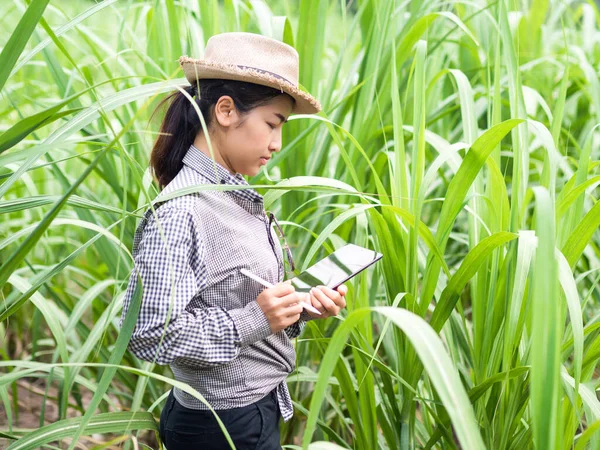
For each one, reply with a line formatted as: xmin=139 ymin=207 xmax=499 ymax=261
xmin=239 ymin=268 xmax=321 ymax=315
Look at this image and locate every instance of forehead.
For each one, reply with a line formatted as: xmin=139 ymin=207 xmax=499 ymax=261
xmin=257 ymin=95 xmax=294 ymax=116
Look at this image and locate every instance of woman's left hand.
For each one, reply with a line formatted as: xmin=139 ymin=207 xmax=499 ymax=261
xmin=305 ymin=284 xmax=348 ymax=319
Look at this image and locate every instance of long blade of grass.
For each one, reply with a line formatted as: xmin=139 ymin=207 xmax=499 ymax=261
xmin=420 ymin=119 xmax=524 ymax=314
xmin=6 ymin=411 xmax=157 ymax=450
xmin=0 ymin=0 xmax=50 ymax=92
xmin=301 ymin=307 xmax=485 ymax=449
xmin=530 ymin=186 xmax=562 ymax=449
xmin=430 ymin=231 xmax=518 ymax=332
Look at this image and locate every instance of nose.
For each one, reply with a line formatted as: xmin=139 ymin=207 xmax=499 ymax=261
xmin=269 ymin=133 xmax=283 ymax=153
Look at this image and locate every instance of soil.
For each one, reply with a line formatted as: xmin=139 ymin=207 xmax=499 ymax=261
xmin=0 ymin=378 xmax=159 ymax=450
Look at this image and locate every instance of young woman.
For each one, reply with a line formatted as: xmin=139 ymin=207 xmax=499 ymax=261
xmin=120 ymin=32 xmax=348 ymax=449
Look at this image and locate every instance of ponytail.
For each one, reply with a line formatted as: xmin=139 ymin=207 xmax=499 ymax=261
xmin=149 ymin=79 xmax=294 ymax=189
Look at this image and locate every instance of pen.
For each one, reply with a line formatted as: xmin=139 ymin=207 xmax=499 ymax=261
xmin=240 ymin=268 xmax=321 ymax=315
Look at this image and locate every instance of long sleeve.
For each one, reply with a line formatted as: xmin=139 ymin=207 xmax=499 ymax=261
xmin=284 ymin=320 xmax=304 ymax=339
xmin=120 ymin=205 xmax=272 ymax=368
xmin=284 ymin=310 xmax=316 ymax=339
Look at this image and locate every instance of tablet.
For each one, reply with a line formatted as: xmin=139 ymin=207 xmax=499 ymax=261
xmin=289 ymin=243 xmax=383 ymax=293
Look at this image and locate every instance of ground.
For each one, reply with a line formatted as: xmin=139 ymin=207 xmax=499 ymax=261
xmin=0 ymin=379 xmax=159 ymax=450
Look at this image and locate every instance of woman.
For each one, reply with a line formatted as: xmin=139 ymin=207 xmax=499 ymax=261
xmin=120 ymin=32 xmax=348 ymax=449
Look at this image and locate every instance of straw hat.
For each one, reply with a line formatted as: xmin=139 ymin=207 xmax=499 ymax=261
xmin=179 ymin=32 xmax=321 ymax=115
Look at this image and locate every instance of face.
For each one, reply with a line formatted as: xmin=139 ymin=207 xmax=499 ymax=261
xmin=205 ymin=94 xmax=294 ymax=177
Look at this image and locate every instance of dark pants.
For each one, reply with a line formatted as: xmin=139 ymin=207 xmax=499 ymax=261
xmin=158 ymin=389 xmax=281 ymax=450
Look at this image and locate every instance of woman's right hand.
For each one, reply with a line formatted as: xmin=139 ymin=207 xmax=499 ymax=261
xmin=256 ymin=281 xmax=305 ymax=334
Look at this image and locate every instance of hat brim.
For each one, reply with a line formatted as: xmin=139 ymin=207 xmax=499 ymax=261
xmin=179 ymin=56 xmax=321 ymax=115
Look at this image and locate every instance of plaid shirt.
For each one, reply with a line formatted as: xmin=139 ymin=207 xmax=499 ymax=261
xmin=120 ymin=145 xmax=312 ymax=422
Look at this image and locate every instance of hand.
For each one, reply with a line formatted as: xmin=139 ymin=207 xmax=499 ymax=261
xmin=305 ymin=284 xmax=348 ymax=319
xmin=256 ymin=281 xmax=304 ymax=334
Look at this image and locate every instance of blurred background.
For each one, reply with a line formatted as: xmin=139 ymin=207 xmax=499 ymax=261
xmin=2 ymin=0 xmax=600 ymax=449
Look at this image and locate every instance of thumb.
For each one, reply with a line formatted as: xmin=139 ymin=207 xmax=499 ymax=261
xmin=284 ymin=279 xmax=293 ymax=285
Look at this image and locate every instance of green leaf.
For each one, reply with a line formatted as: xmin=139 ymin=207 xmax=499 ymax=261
xmin=420 ymin=119 xmax=523 ymax=314
xmin=62 ymin=280 xmax=143 ymax=450
xmin=272 ymin=16 xmax=295 ymax=47
xmin=6 ymin=411 xmax=157 ymax=450
xmin=302 ymin=307 xmax=485 ymax=450
xmin=0 ymin=0 xmax=50 ymax=92
xmin=562 ymin=199 xmax=600 ymax=268
xmin=574 ymin=418 xmax=600 ymax=450
xmin=430 ymin=232 xmax=518 ymax=332
xmin=0 ymin=107 xmax=81 ymax=154
xmin=530 ymin=187 xmax=562 ymax=449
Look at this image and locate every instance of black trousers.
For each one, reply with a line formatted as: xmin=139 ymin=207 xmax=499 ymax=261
xmin=158 ymin=389 xmax=281 ymax=450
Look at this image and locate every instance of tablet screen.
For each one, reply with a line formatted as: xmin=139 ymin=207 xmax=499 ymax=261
xmin=289 ymin=244 xmax=383 ymax=293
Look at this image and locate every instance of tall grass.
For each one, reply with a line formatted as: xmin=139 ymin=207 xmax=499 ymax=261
xmin=1 ymin=0 xmax=600 ymax=449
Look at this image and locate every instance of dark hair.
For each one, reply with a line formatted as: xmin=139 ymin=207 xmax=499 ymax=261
xmin=149 ymin=79 xmax=294 ymax=189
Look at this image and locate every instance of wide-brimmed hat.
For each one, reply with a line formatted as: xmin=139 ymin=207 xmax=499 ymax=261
xmin=179 ymin=32 xmax=321 ymax=115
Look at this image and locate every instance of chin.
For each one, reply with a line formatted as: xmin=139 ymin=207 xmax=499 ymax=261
xmin=236 ymin=166 xmax=255 ymax=177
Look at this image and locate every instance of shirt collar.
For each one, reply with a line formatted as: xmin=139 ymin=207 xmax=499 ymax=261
xmin=182 ymin=144 xmax=265 ymax=208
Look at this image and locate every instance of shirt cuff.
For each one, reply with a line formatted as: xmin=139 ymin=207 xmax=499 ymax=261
xmin=300 ymin=310 xmax=315 ymax=321
xmin=229 ymin=301 xmax=272 ymax=347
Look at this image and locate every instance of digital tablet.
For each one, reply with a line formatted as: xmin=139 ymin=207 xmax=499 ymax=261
xmin=289 ymin=243 xmax=383 ymax=293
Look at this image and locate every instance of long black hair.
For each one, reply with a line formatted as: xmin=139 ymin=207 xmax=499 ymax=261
xmin=149 ymin=79 xmax=294 ymax=189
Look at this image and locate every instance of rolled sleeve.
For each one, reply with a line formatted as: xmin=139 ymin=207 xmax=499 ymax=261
xmin=228 ymin=301 xmax=272 ymax=346
xmin=121 ymin=205 xmax=270 ymax=368
xmin=284 ymin=310 xmax=315 ymax=339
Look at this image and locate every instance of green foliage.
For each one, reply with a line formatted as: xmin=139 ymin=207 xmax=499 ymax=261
xmin=2 ymin=0 xmax=600 ymax=449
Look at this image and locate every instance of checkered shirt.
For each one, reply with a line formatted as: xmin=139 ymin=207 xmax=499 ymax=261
xmin=120 ymin=145 xmax=312 ymax=422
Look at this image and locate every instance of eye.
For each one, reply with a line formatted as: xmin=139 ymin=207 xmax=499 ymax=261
xmin=267 ymin=122 xmax=276 ymax=130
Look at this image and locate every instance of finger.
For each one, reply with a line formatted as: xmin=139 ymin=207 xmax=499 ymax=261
xmin=318 ymin=285 xmax=346 ymax=307
xmin=317 ymin=285 xmax=340 ymax=299
xmin=337 ymin=284 xmax=348 ymax=296
xmin=287 ymin=313 xmax=302 ymax=323
xmin=284 ymin=279 xmax=293 ymax=285
xmin=310 ymin=287 xmax=338 ymax=313
xmin=284 ymin=303 xmax=303 ymax=317
xmin=306 ymin=293 xmax=327 ymax=318
xmin=299 ymin=293 xmax=325 ymax=315
xmin=278 ymin=292 xmax=305 ymax=307
xmin=309 ymin=294 xmax=326 ymax=313
xmin=269 ymin=282 xmax=295 ymax=296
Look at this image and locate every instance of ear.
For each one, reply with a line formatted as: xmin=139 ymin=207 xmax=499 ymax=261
xmin=214 ymin=95 xmax=237 ymax=127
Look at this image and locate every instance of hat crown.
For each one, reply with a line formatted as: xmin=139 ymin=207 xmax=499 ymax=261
xmin=204 ymin=32 xmax=299 ymax=86
xmin=179 ymin=32 xmax=321 ymax=114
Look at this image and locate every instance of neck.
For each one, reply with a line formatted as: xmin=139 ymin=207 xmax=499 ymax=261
xmin=192 ymin=133 xmax=236 ymax=175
